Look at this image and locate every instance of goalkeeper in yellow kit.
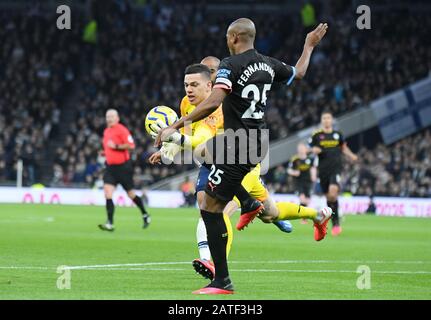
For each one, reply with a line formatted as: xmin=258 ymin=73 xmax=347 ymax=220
xmin=149 ymin=57 xmax=332 ymax=281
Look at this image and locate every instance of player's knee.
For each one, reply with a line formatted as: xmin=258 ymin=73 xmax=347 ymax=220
xmin=327 ymin=186 xmax=338 ymax=201
xmin=258 ymin=214 xmax=274 ymax=224
xmin=127 ymin=190 xmax=135 ymax=199
xmin=223 ymin=201 xmax=238 ymax=217
xmin=104 ymin=189 xmax=114 ymax=199
xmin=299 ymin=194 xmax=308 ymax=204
xmin=201 ymin=194 xmax=225 ymax=213
xmin=197 ymin=191 xmax=205 ymax=209
xmin=258 ymin=200 xmax=277 ymax=223
xmin=326 ymin=194 xmax=336 ymax=202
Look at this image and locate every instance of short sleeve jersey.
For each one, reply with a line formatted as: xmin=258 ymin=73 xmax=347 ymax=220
xmin=309 ymin=129 xmax=345 ymax=174
xmin=214 ymin=49 xmax=296 ymax=134
xmin=288 ymin=154 xmax=315 ymax=182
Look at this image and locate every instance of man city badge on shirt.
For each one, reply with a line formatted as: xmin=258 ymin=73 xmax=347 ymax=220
xmin=306 ymin=159 xmax=311 ymax=165
xmin=333 ymin=133 xmax=340 ymax=140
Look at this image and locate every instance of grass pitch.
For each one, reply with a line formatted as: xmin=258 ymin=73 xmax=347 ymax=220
xmin=0 ymin=203 xmax=430 ymax=300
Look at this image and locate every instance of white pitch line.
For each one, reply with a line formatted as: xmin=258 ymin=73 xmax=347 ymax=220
xmin=2 ymin=260 xmax=431 ymax=272
xmin=65 ymin=260 xmax=431 ymax=270
xmin=230 ymin=260 xmax=431 ymax=265
xmin=48 ymin=267 xmax=431 ymax=275
xmin=65 ymin=262 xmax=190 ymax=270
xmin=0 ymin=266 xmax=51 ymax=270
xmin=66 ymin=260 xmax=431 ymax=270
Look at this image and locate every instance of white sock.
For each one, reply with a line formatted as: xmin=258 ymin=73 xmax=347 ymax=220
xmin=196 ymin=218 xmax=211 ymax=261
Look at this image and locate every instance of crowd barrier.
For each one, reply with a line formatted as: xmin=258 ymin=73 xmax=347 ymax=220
xmin=0 ymin=187 xmax=430 ymax=217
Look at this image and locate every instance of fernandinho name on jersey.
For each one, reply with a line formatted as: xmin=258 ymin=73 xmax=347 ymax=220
xmin=237 ymin=62 xmax=275 ymax=87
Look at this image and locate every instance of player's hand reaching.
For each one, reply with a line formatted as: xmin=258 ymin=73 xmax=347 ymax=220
xmin=149 ymin=151 xmax=162 ymax=164
xmin=154 ymin=125 xmax=182 ymax=147
xmin=148 ymin=119 xmax=167 ymax=139
xmin=291 ymin=170 xmax=300 ymax=177
xmin=350 ymin=154 xmax=359 ymax=162
xmin=305 ymin=23 xmax=328 ymax=48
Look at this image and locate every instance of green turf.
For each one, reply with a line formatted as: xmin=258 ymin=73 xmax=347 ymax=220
xmin=0 ymin=203 xmax=430 ymax=300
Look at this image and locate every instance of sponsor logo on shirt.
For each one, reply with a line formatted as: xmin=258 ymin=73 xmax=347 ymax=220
xmin=216 ymin=68 xmax=231 ymax=79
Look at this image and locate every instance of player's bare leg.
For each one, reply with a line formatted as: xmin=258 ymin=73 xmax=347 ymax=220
xmin=326 ymin=184 xmax=341 ymax=236
xmin=192 ymin=193 xmax=234 ymax=295
xmin=258 ymin=197 xmax=333 ymax=241
xmin=99 ymin=184 xmax=116 ymax=231
xmin=126 ymin=189 xmax=151 ymax=229
xmin=224 ymin=200 xmax=293 ymax=233
xmin=299 ymin=193 xmax=310 ymax=224
xmin=258 ymin=198 xmax=293 ymax=233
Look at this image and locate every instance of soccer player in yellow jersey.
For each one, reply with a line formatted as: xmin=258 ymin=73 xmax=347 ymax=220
xmin=149 ymin=58 xmax=333 ymax=282
xmin=154 ymin=59 xmax=265 ymax=217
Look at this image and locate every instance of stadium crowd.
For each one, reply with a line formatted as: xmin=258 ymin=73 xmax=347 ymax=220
xmin=56 ymin=1 xmax=431 ymax=188
xmin=1 ymin=1 xmax=430 ymax=198
xmin=0 ymin=10 xmax=80 ymax=185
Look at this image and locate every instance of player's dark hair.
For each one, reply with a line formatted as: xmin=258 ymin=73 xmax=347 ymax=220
xmin=185 ymin=63 xmax=211 ymax=80
xmin=321 ymin=110 xmax=333 ymax=117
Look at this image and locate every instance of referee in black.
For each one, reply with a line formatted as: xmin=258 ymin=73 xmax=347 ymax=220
xmin=98 ymin=109 xmax=150 ymax=231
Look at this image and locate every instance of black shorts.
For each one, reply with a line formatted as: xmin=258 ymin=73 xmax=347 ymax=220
xmin=319 ymin=172 xmax=341 ymax=194
xmin=295 ymin=180 xmax=312 ymax=198
xmin=103 ymin=160 xmax=134 ymax=191
xmin=204 ymin=163 xmax=253 ymax=202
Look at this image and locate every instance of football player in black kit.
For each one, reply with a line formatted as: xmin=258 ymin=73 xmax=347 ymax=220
xmin=288 ymin=142 xmax=317 ymax=224
xmin=156 ymin=18 xmax=328 ymax=294
xmin=309 ymin=111 xmax=358 ymax=236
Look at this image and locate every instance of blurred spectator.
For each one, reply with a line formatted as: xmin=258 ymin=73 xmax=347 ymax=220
xmin=180 ymin=176 xmax=196 ymax=207
xmin=0 ymin=9 xmax=80 ymax=186
xmin=365 ymin=196 xmax=376 ymax=215
xmin=20 ymin=145 xmax=36 ymax=185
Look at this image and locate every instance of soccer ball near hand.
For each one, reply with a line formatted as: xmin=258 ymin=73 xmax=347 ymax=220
xmin=145 ymin=106 xmax=178 ymax=138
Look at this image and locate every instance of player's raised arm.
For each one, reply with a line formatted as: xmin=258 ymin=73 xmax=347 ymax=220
xmin=295 ymin=23 xmax=328 ymax=79
xmin=155 ymin=88 xmax=227 ymax=147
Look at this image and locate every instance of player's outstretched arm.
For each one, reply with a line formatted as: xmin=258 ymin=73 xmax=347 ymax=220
xmin=342 ymin=144 xmax=358 ymax=162
xmin=287 ymin=168 xmax=300 ymax=177
xmin=311 ymin=146 xmax=322 ymax=155
xmin=155 ymin=88 xmax=227 ymax=147
xmin=295 ymin=23 xmax=328 ymax=79
xmin=149 ymin=151 xmax=162 ymax=164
